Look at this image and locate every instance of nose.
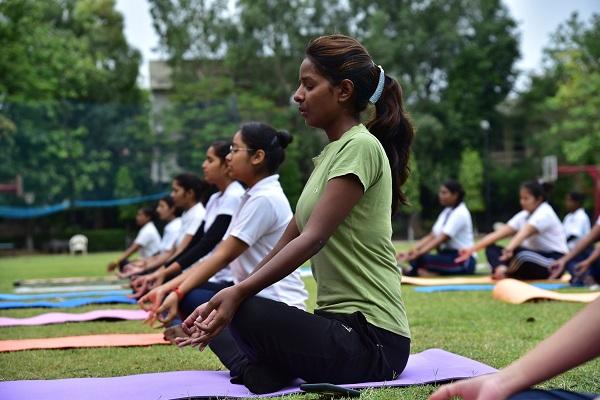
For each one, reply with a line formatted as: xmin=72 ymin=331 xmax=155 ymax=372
xmin=226 ymin=153 xmax=232 ymax=162
xmin=293 ymin=86 xmax=303 ymax=104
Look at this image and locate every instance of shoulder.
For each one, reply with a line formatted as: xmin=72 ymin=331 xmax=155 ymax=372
xmin=454 ymin=203 xmax=472 ymax=218
xmin=339 ymin=126 xmax=383 ymax=155
xmin=535 ymin=202 xmax=557 ymax=217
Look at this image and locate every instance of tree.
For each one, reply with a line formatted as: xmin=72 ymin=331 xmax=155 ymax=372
xmin=459 ymin=148 xmax=485 ymax=213
xmin=148 ymin=0 xmax=521 ymax=219
xmin=0 ymin=0 xmax=153 ymax=205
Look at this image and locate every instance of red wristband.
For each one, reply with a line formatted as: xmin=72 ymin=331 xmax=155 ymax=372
xmin=173 ymin=287 xmax=184 ymax=301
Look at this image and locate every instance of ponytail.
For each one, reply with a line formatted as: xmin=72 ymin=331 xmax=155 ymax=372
xmin=367 ymin=75 xmax=414 ymax=213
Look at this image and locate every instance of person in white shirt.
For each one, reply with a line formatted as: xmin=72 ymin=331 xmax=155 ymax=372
xmin=397 ymin=180 xmax=476 ymax=276
xmin=156 ymin=195 xmax=182 ymax=253
xmin=550 ymin=215 xmax=600 ymax=286
xmin=139 ymin=122 xmax=308 ymax=373
xmin=127 ymin=173 xmax=209 ymax=276
xmin=457 ymin=180 xmax=568 ymax=280
xmin=132 ymin=140 xmax=244 ymax=299
xmin=107 ymin=207 xmax=161 ymax=271
xmin=562 ymin=191 xmax=591 ymax=250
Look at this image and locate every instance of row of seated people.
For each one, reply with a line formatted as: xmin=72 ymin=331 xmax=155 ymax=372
xmin=397 ymin=181 xmax=600 ymax=285
xmin=98 ymin=34 xmax=597 ymax=399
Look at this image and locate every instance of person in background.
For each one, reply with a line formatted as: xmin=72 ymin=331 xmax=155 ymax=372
xmin=457 ymin=181 xmax=567 ymax=280
xmin=397 ymin=180 xmax=476 ymax=276
xmin=131 ymin=140 xmax=244 ymax=297
xmin=563 ymin=191 xmax=591 ymax=251
xmin=125 ymin=173 xmax=208 ymax=275
xmin=550 ymin=215 xmax=600 ymax=287
xmin=156 ymin=195 xmax=182 ymax=254
xmin=107 ymin=207 xmax=161 ymax=272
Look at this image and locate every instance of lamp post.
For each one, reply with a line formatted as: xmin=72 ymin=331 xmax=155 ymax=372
xmin=480 ymin=120 xmax=491 ymax=231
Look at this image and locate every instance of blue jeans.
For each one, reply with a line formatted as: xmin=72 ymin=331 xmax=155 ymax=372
xmin=178 ymin=280 xmax=233 ymax=319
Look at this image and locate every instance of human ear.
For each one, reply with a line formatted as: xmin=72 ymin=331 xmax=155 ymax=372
xmin=250 ymin=149 xmax=266 ymax=167
xmin=337 ymin=79 xmax=355 ymax=103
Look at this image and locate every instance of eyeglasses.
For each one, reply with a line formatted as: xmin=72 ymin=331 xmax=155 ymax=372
xmin=229 ymin=145 xmax=255 ymax=154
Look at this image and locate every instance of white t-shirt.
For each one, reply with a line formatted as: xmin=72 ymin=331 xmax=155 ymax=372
xmin=178 ymin=202 xmax=206 ymax=244
xmin=134 ymin=222 xmax=162 ymax=258
xmin=431 ymin=202 xmax=474 ymax=251
xmin=160 ymin=217 xmax=182 ymax=252
xmin=563 ymin=208 xmax=591 ymax=249
xmin=202 ymin=181 xmax=245 ymax=283
xmin=226 ymin=175 xmax=308 ymax=310
xmin=507 ymin=202 xmax=568 ymax=254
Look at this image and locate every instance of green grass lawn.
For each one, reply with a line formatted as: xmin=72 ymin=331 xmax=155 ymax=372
xmin=0 ymin=249 xmax=598 ymax=399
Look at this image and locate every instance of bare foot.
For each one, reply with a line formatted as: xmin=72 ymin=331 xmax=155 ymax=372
xmin=417 ymin=269 xmax=440 ymax=277
xmin=492 ymin=265 xmax=507 ymax=280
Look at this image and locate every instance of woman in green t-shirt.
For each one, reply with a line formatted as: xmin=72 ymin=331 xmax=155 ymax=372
xmin=176 ymin=34 xmax=415 ymax=394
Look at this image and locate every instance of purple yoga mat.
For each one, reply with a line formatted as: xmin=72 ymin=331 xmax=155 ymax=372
xmin=0 ymin=309 xmax=148 ymax=327
xmin=0 ymin=349 xmax=496 ymax=399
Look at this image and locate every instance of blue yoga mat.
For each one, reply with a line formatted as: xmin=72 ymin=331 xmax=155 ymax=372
xmin=414 ymin=283 xmax=569 ymax=293
xmin=0 ymin=296 xmax=137 ymax=309
xmin=0 ymin=290 xmax=131 ymax=301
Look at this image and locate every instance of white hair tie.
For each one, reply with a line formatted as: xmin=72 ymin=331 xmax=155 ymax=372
xmin=369 ymin=65 xmax=385 ymax=104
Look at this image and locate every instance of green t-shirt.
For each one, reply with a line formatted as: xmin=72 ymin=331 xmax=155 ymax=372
xmin=295 ymin=124 xmax=410 ymax=338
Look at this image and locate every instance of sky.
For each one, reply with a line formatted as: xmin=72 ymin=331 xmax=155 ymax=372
xmin=115 ymin=0 xmax=600 ymax=89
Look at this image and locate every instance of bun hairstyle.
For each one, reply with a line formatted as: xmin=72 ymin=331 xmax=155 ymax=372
xmin=210 ymin=139 xmax=232 ymax=163
xmin=442 ymin=179 xmax=465 ymax=207
xmin=521 ymin=180 xmax=552 ymax=201
xmin=239 ymin=121 xmax=292 ymax=174
xmin=306 ymin=34 xmax=414 ymax=214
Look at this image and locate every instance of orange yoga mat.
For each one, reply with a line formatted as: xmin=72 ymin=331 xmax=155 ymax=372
xmin=402 ymin=274 xmax=571 ymax=286
xmin=492 ymin=278 xmax=600 ymax=304
xmin=0 ymin=333 xmax=168 ymax=352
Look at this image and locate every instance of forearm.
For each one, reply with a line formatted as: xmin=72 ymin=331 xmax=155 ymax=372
xmin=118 ymin=244 xmax=140 ymax=262
xmin=505 ymin=225 xmax=535 ymax=252
xmin=564 ymin=225 xmax=600 ymax=262
xmin=175 ymin=215 xmax=231 ymax=270
xmin=417 ymin=234 xmax=448 ymax=255
xmin=584 ymin=246 xmax=600 ymax=263
xmin=160 ymin=270 xmax=188 ymax=293
xmin=142 ymin=250 xmax=174 ymax=270
xmin=498 ymin=298 xmax=600 ymax=394
xmin=413 ymin=234 xmax=434 ymax=251
xmin=178 ymin=258 xmax=228 ymax=295
xmin=473 ymin=227 xmax=513 ymax=252
xmin=162 ymin=262 xmax=183 ymax=279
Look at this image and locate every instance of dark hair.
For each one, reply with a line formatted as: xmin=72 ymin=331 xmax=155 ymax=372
xmin=521 ymin=180 xmax=551 ymax=201
xmin=442 ymin=179 xmax=465 ymax=207
xmin=158 ymin=195 xmax=182 ymax=217
xmin=306 ymin=34 xmax=414 ymax=213
xmin=567 ymin=191 xmax=585 ymax=205
xmin=210 ymin=139 xmax=232 ymax=163
xmin=239 ymin=121 xmax=292 ymax=174
xmin=139 ymin=206 xmax=156 ymax=221
xmin=173 ymin=173 xmax=206 ymax=201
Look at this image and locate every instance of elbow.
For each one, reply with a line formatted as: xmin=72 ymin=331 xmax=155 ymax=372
xmin=302 ymin=231 xmax=329 ymax=255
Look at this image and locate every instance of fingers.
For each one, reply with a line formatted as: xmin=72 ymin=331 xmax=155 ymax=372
xmin=429 ymin=383 xmax=460 ymax=400
xmin=182 ymin=307 xmax=202 ymax=330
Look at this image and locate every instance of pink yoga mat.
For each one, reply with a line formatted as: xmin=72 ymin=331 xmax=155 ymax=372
xmin=0 ymin=333 xmax=167 ymax=352
xmin=0 ymin=309 xmax=149 ymax=327
xmin=0 ymin=348 xmax=497 ymax=399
